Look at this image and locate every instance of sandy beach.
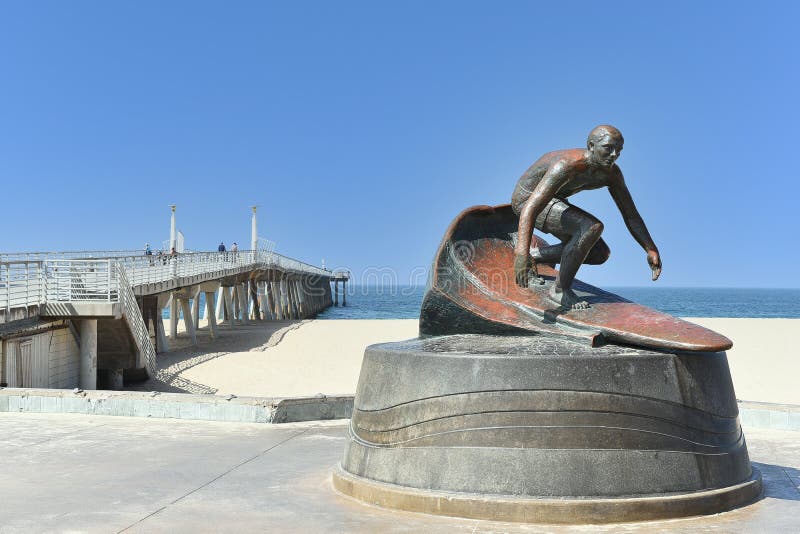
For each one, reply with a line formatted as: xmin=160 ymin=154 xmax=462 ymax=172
xmin=136 ymin=317 xmax=797 ymax=406
xmin=689 ymin=318 xmax=798 ymax=406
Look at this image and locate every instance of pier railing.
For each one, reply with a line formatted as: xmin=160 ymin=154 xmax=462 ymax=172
xmin=44 ymin=260 xmax=118 ymax=302
xmin=1 ymin=250 xmax=330 ymax=313
xmin=0 ymin=261 xmax=46 ymax=311
xmin=0 ymin=250 xmax=145 ymax=263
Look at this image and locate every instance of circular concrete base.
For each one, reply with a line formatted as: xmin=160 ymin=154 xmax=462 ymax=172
xmin=332 ymin=465 xmax=762 ymax=525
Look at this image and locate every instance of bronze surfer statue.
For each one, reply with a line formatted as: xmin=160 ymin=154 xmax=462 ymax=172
xmin=512 ymin=125 xmax=662 ymax=309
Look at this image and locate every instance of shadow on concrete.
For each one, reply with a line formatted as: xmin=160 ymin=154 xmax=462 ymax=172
xmin=125 ymin=320 xmax=308 ymax=395
xmin=753 ymin=462 xmax=800 ymax=501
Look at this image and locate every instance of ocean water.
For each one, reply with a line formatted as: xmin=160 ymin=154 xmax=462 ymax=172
xmin=607 ymin=287 xmax=800 ymax=319
xmin=169 ymin=286 xmax=800 ymax=320
xmin=315 ymin=286 xmax=800 ymax=320
xmin=316 ymin=286 xmax=427 ymax=320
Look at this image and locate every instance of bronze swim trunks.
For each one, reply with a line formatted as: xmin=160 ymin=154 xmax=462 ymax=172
xmin=534 ymin=198 xmax=571 ymax=234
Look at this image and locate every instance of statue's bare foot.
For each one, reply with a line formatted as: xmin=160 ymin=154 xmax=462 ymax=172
xmin=528 ymin=275 xmax=545 ymax=287
xmin=548 ymin=286 xmax=590 ymax=310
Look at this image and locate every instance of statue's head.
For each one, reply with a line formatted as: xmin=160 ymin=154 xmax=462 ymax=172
xmin=587 ymin=125 xmax=624 ymax=167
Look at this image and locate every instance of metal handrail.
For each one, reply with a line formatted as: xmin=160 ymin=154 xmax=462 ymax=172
xmin=1 ymin=250 xmax=331 ymax=313
xmin=0 ymin=250 xmax=145 ymax=263
xmin=115 ymin=263 xmax=157 ymax=375
xmin=43 ymin=259 xmax=116 ymax=302
xmin=0 ymin=261 xmax=45 ymax=311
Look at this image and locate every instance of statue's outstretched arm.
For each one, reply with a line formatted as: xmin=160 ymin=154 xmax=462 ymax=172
xmin=608 ymin=170 xmax=662 ymax=280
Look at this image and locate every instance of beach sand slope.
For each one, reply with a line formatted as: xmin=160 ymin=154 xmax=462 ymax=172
xmin=139 ymin=318 xmax=796 ymax=405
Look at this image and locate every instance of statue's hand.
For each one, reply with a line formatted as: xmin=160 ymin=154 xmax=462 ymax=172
xmin=514 ymin=254 xmax=537 ymax=288
xmin=647 ymin=249 xmax=662 ymax=281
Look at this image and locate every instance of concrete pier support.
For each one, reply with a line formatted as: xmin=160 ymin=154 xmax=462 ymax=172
xmin=269 ymin=280 xmax=280 ymax=320
xmin=191 ymin=281 xmax=220 ymax=339
xmin=250 ymin=281 xmax=260 ymax=321
xmin=79 ymin=319 xmax=98 ymax=390
xmin=156 ymin=315 xmax=169 ymax=352
xmin=290 ymin=278 xmax=299 ymax=319
xmin=223 ymin=287 xmax=236 ymax=328
xmin=204 ymin=291 xmax=217 ymax=338
xmin=155 ymin=292 xmax=172 ymax=352
xmin=276 ymin=280 xmax=284 ymax=320
xmin=275 ymin=278 xmax=283 ymax=319
xmin=156 ymin=316 xmax=168 ymax=353
xmin=260 ymin=281 xmax=270 ymax=320
xmin=138 ymin=295 xmax=159 ymax=351
xmin=238 ymin=283 xmax=250 ymax=324
xmin=265 ymin=281 xmax=275 ymax=320
xmin=275 ymin=278 xmax=289 ymax=321
xmin=190 ymin=287 xmax=201 ymax=329
xmin=232 ymin=285 xmax=241 ymax=321
xmin=280 ymin=278 xmax=289 ymax=319
xmin=286 ymin=277 xmax=300 ymax=319
xmin=179 ymin=298 xmax=197 ymax=346
xmin=295 ymin=279 xmax=305 ymax=317
xmin=322 ymin=279 xmax=330 ymax=313
xmin=318 ymin=278 xmax=328 ymax=314
xmin=302 ymin=279 xmax=312 ymax=317
xmin=342 ymin=280 xmax=347 ymax=306
xmin=310 ymin=279 xmax=321 ymax=315
xmin=267 ymin=281 xmax=277 ymax=320
xmin=216 ymin=287 xmax=226 ymax=321
xmin=258 ymin=282 xmax=270 ymax=320
xmin=125 ymin=274 xmax=335 ymax=329
xmin=170 ymin=296 xmax=179 ymax=340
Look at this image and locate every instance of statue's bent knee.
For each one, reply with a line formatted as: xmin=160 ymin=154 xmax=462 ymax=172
xmin=586 ymin=241 xmax=611 ymax=265
xmin=587 ymin=220 xmax=604 ymax=238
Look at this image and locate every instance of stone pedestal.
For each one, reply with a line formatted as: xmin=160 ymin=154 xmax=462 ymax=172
xmin=334 ymin=335 xmax=761 ymax=523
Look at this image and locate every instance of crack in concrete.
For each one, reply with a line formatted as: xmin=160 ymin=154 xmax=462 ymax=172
xmin=116 ymin=427 xmax=311 ymax=533
xmin=0 ymin=421 xmax=108 ymax=449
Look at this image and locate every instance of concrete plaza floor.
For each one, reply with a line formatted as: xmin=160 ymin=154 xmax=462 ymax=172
xmin=0 ymin=413 xmax=797 ymax=533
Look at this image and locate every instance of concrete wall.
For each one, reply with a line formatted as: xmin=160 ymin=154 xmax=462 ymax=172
xmin=47 ymin=328 xmax=80 ymax=388
xmin=1 ymin=326 xmax=80 ymax=389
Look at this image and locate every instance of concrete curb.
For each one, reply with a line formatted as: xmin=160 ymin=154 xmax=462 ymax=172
xmin=0 ymin=389 xmax=796 ymax=430
xmin=0 ymin=388 xmax=353 ymax=424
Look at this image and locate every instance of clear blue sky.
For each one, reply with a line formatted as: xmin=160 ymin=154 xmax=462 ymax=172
xmin=1 ymin=1 xmax=797 ymax=288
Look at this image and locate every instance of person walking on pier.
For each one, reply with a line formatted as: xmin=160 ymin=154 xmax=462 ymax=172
xmin=231 ymin=242 xmax=239 ymax=262
xmin=145 ymin=243 xmax=153 ymax=266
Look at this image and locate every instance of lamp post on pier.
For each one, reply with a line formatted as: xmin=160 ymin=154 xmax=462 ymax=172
xmin=251 ymin=206 xmax=258 ymax=259
xmin=168 ymin=204 xmax=178 ymax=334
xmin=169 ymin=204 xmax=177 ymax=252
